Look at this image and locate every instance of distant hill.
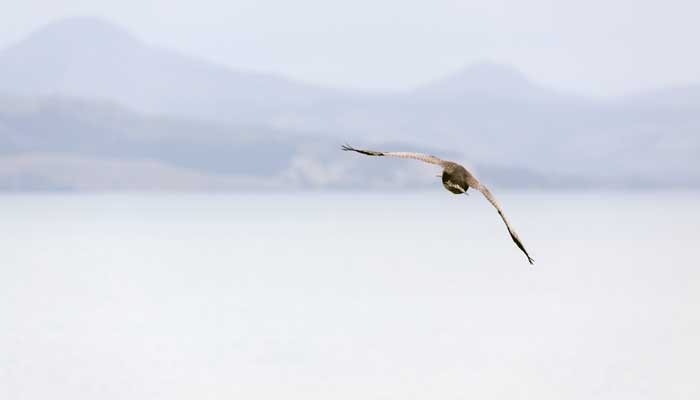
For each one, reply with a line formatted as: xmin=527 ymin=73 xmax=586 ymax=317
xmin=412 ymin=62 xmax=557 ymax=101
xmin=0 ymin=17 xmax=698 ymax=190
xmin=0 ymin=17 xmax=340 ymax=125
xmin=0 ymin=96 xmax=594 ymax=191
xmin=619 ymin=84 xmax=700 ymax=109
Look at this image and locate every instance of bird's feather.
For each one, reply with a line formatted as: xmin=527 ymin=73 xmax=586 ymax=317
xmin=478 ymin=184 xmax=534 ymax=264
xmin=341 ymin=144 xmax=447 ymax=166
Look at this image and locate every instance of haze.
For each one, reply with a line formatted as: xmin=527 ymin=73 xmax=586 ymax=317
xmin=1 ymin=0 xmax=699 ymax=96
xmin=2 ymin=4 xmax=700 ymax=399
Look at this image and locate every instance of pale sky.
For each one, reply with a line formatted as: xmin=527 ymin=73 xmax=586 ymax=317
xmin=1 ymin=0 xmax=698 ymax=96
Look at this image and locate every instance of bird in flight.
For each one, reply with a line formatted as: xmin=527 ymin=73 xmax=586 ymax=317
xmin=341 ymin=144 xmax=534 ymax=265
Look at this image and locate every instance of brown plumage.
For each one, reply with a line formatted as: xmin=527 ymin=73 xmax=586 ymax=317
xmin=341 ymin=144 xmax=534 ymax=265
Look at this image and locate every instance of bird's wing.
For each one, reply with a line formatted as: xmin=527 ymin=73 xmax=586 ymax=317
xmin=478 ymin=184 xmax=534 ymax=265
xmin=341 ymin=144 xmax=447 ymax=167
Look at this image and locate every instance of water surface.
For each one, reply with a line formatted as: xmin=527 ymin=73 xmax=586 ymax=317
xmin=2 ymin=192 xmax=699 ymax=399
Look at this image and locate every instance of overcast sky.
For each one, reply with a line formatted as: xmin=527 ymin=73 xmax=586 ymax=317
xmin=1 ymin=0 xmax=698 ymax=96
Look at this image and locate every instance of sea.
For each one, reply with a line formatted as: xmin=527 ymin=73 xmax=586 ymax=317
xmin=2 ymin=191 xmax=699 ymax=399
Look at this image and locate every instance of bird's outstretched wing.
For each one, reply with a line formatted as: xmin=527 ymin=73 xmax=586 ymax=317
xmin=341 ymin=144 xmax=447 ymax=167
xmin=478 ymin=184 xmax=534 ymax=265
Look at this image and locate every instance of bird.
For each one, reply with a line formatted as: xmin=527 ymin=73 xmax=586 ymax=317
xmin=341 ymin=144 xmax=534 ymax=265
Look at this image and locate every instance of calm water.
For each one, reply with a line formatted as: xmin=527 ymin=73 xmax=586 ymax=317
xmin=2 ymin=192 xmax=699 ymax=399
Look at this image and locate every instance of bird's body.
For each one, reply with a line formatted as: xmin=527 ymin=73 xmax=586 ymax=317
xmin=441 ymin=162 xmax=476 ymax=194
xmin=341 ymin=144 xmax=534 ymax=265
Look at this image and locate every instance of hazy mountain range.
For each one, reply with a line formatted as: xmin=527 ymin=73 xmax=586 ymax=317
xmin=0 ymin=17 xmax=698 ymax=191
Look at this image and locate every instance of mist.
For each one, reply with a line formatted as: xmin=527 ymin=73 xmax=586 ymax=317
xmin=1 ymin=4 xmax=699 ymax=400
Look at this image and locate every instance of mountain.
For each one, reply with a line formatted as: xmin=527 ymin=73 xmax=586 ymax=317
xmin=0 ymin=95 xmax=598 ymax=191
xmin=0 ymin=95 xmax=405 ymax=190
xmin=413 ymin=62 xmax=556 ymax=100
xmin=0 ymin=17 xmax=339 ymax=125
xmin=1 ymin=94 xmax=695 ymax=191
xmin=0 ymin=17 xmax=698 ymax=190
xmin=619 ymin=84 xmax=700 ymax=109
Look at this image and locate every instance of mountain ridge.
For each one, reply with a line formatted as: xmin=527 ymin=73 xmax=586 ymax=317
xmin=0 ymin=17 xmax=698 ymax=190
xmin=0 ymin=17 xmax=340 ymax=125
xmin=2 ymin=17 xmax=699 ymax=100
